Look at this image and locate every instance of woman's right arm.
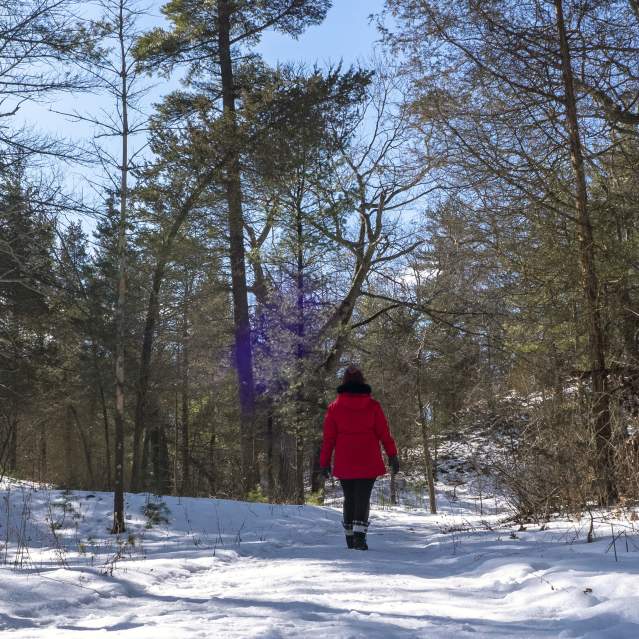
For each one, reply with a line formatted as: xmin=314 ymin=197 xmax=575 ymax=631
xmin=319 ymin=407 xmax=337 ymax=469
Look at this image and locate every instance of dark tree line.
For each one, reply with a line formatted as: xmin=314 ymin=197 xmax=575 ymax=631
xmin=2 ymin=0 xmax=639 ymax=524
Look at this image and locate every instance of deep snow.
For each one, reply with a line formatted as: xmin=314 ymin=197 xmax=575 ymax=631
xmin=1 ymin=476 xmax=639 ymax=638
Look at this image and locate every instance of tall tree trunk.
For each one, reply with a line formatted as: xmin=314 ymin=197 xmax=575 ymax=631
xmin=131 ymin=260 xmax=165 ymax=490
xmin=246 ymin=222 xmax=273 ymax=497
xmin=294 ymin=200 xmax=306 ymax=504
xmin=63 ymin=409 xmax=77 ymax=489
xmin=310 ymin=445 xmax=322 ymax=493
xmin=390 ymin=473 xmax=398 ymax=505
xmin=420 ymin=417 xmax=437 ymax=514
xmin=208 ymin=404 xmax=217 ymax=494
xmin=278 ymin=432 xmax=294 ymax=501
xmin=130 ymin=169 xmax=215 ymax=491
xmin=608 ymin=130 xmax=638 ymax=364
xmin=180 ymin=277 xmax=191 ymax=495
xmin=265 ymin=404 xmax=274 ymax=499
xmin=112 ymin=0 xmax=129 ymax=533
xmin=619 ymin=282 xmax=639 ymax=363
xmin=7 ymin=417 xmax=17 ymax=472
xmin=294 ymin=432 xmax=305 ymax=504
xmin=554 ymin=0 xmax=617 ymax=506
xmin=1 ymin=416 xmax=15 ymax=477
xmin=146 ymin=398 xmax=171 ymax=495
xmin=416 ymin=337 xmax=437 ymax=514
xmin=93 ymin=344 xmax=112 ymax=490
xmin=217 ymin=0 xmax=256 ymax=497
xmin=141 ymin=426 xmax=151 ymax=488
xmin=319 ymin=224 xmax=379 ymax=376
xmin=156 ymin=422 xmax=172 ymax=495
xmin=69 ymin=404 xmax=95 ymax=487
xmin=173 ymin=387 xmax=179 ymax=492
xmin=38 ymin=425 xmax=47 ymax=483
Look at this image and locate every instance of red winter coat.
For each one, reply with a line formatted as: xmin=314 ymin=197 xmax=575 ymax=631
xmin=320 ymin=387 xmax=398 ymax=479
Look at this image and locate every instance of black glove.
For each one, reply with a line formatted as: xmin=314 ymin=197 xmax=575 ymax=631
xmin=388 ymin=456 xmax=400 ymax=475
xmin=320 ymin=467 xmax=331 ymax=479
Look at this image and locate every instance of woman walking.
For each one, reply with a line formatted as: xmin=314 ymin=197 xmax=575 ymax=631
xmin=320 ymin=365 xmax=399 ymax=550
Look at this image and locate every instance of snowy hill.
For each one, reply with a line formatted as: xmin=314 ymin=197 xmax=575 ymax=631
xmin=1 ymin=477 xmax=639 ymax=638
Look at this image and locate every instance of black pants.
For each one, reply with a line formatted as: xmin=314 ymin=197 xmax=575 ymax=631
xmin=340 ymin=478 xmax=375 ymax=528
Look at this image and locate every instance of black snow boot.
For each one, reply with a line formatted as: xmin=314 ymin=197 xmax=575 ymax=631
xmin=353 ymin=531 xmax=368 ymax=550
xmin=352 ymin=520 xmax=369 ymax=550
xmin=343 ymin=522 xmax=354 ymax=549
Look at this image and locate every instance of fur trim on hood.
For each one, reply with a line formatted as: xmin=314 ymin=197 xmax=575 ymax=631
xmin=336 ymin=381 xmax=372 ymax=395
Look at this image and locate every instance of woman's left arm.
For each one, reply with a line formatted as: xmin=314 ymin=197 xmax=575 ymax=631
xmin=319 ymin=406 xmax=338 ymax=470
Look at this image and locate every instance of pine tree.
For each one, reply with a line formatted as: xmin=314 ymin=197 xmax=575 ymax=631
xmin=135 ymin=0 xmax=331 ymax=496
xmin=0 ymin=163 xmax=54 ymax=475
xmin=384 ymin=0 xmax=639 ymax=505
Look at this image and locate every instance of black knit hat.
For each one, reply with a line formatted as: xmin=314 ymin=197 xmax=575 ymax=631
xmin=342 ymin=364 xmax=365 ymax=386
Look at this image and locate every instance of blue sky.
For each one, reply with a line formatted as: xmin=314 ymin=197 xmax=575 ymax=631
xmin=21 ymin=0 xmax=386 ymax=152
xmin=259 ymin=0 xmax=385 ymax=66
xmin=16 ymin=0 xmax=386 ymax=231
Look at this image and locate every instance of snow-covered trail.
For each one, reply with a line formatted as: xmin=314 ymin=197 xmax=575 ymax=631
xmin=2 ymin=482 xmax=639 ymax=638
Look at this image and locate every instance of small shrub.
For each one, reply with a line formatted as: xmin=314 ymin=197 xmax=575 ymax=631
xmin=246 ymin=486 xmax=268 ymax=503
xmin=143 ymin=500 xmax=170 ymax=528
xmin=306 ymin=490 xmax=324 ymax=506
